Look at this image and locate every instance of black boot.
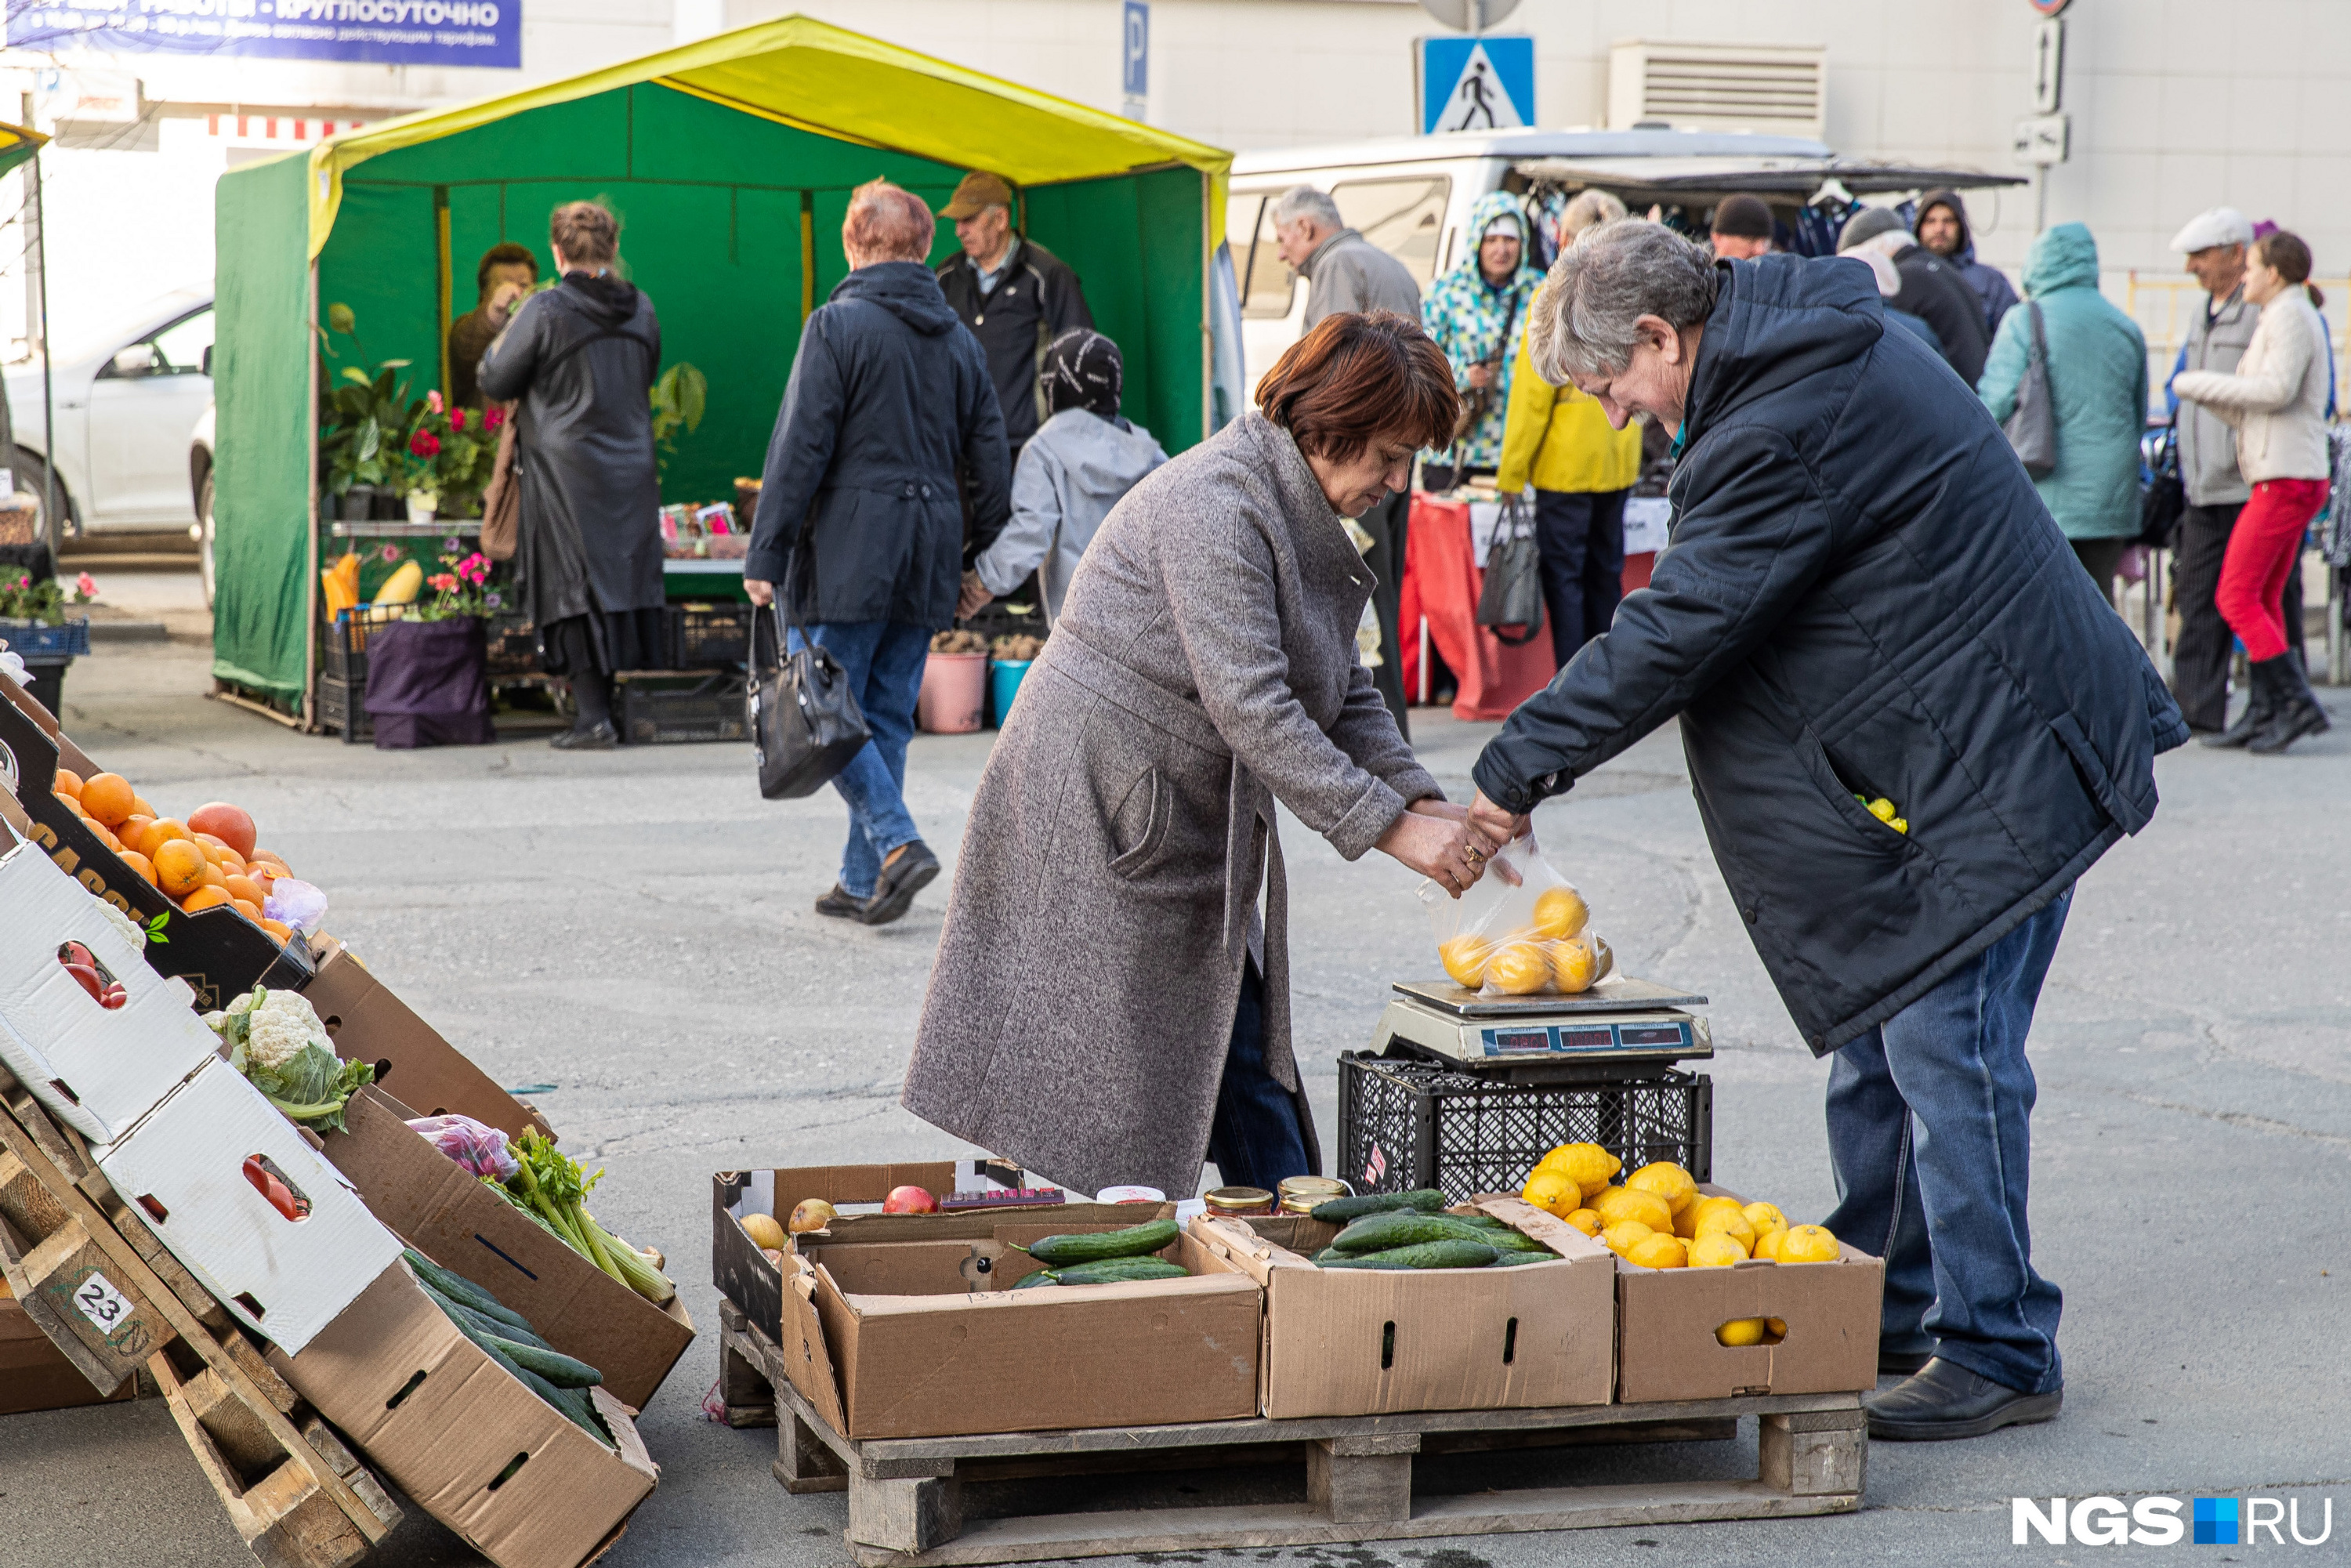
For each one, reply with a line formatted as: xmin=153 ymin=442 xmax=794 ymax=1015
xmin=555 ymin=670 xmax=619 ymax=749
xmin=1864 ymin=1356 xmax=2062 ymax=1441
xmin=2247 ymin=654 xmax=2331 ymax=755
xmin=2201 ymin=657 xmax=2277 ymax=748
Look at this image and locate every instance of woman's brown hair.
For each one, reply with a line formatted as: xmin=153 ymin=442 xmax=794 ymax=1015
xmin=1255 ymin=311 xmax=1460 ymax=462
xmin=2255 ymin=230 xmax=2324 ymax=309
xmin=549 ymin=201 xmax=621 ymax=268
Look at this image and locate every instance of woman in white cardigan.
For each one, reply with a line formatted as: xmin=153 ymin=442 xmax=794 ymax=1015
xmin=2172 ymin=230 xmax=2334 ymax=754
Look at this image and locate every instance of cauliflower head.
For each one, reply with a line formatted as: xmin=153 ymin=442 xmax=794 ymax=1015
xmin=242 ymin=987 xmax=333 ymax=1070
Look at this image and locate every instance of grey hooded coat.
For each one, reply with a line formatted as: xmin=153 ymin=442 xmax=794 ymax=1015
xmin=901 ymin=412 xmax=1442 ymax=1197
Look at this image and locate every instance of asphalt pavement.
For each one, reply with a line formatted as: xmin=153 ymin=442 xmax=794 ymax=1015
xmin=2 ymin=609 xmax=2345 ymax=1568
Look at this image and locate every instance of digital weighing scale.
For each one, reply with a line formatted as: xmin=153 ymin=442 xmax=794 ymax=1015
xmin=1368 ymin=975 xmax=1712 ymax=1085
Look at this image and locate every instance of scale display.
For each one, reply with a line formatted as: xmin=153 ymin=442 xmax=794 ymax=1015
xmin=1478 ymin=1019 xmax=1697 ymax=1058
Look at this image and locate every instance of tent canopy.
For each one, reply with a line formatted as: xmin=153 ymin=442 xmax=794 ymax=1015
xmin=0 ymin=121 xmax=46 ymax=180
xmin=212 ymin=16 xmax=1230 ymax=704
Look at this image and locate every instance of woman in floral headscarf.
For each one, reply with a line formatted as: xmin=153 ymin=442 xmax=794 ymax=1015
xmin=1419 ymin=190 xmax=1543 ymax=489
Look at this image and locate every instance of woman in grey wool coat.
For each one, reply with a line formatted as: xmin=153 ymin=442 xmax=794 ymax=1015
xmin=901 ymin=313 xmax=1500 ymax=1198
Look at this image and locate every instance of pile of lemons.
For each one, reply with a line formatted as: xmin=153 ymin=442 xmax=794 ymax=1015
xmin=1438 ymin=884 xmax=1613 ymax=997
xmin=1520 ymin=1144 xmax=1842 ymax=1346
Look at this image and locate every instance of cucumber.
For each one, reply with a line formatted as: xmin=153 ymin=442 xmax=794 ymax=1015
xmin=1046 ymin=1258 xmax=1189 ymax=1286
xmin=431 ymin=1294 xmax=556 ymax=1353
xmin=404 ymin=1251 xmax=533 ymax=1331
xmin=1025 ymin=1219 xmax=1179 ymax=1267
xmin=1488 ymin=1249 xmax=1558 ymax=1266
xmin=1330 ymin=1211 xmax=1501 ymax=1254
xmin=1320 ymin=1240 xmax=1499 ymax=1270
xmin=1307 ymin=1190 xmax=1447 ymax=1224
xmin=1480 ymin=1229 xmax=1550 ymax=1255
xmin=481 ymin=1332 xmax=603 ymax=1389
xmin=1011 ymin=1270 xmax=1061 ymax=1289
xmin=498 ymin=1353 xmax=614 ymax=1448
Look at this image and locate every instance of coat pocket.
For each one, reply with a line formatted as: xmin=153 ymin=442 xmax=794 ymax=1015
xmin=1797 ymin=728 xmax=1926 ymax=857
xmin=1107 ymin=766 xmax=1175 ymax=879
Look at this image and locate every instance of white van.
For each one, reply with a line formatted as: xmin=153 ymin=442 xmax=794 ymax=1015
xmin=1223 ymin=127 xmax=2020 ymax=391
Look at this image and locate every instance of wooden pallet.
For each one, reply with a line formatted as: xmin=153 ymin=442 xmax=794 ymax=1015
xmin=0 ymin=1079 xmax=401 ymax=1568
xmin=717 ymin=1300 xmax=1865 ymax=1567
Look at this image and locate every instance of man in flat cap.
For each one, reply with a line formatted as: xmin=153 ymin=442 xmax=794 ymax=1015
xmin=936 ymin=170 xmax=1096 ymax=465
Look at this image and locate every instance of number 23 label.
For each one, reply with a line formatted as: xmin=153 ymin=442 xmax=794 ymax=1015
xmin=72 ymin=1270 xmax=136 ymax=1334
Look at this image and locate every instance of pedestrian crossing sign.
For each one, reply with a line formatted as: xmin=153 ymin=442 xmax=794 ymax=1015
xmin=1418 ymin=34 xmax=1534 ymax=135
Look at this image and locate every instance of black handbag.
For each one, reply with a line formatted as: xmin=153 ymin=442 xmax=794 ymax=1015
xmin=2002 ymin=301 xmax=2058 ymax=479
xmin=2137 ymin=425 xmax=2186 ymax=549
xmin=747 ymin=601 xmax=871 ymax=799
xmin=1475 ymin=496 xmax=1545 ymax=647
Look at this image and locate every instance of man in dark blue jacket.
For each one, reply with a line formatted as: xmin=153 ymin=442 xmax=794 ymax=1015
xmin=747 ymin=179 xmax=1012 ymax=927
xmin=1467 ymin=226 xmax=2186 ymax=1441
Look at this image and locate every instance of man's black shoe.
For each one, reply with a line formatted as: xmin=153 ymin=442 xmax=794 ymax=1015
xmin=860 ymin=840 xmax=940 ymax=926
xmin=551 ymin=720 xmax=618 ymax=751
xmin=814 ymin=885 xmax=863 ymax=920
xmin=1864 ymin=1356 xmax=2061 ymax=1441
xmin=1878 ymin=1345 xmax=1934 ymax=1377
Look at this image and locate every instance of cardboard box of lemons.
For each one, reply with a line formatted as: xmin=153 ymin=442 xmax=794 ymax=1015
xmin=1627 ymin=1162 xmax=1697 ymax=1218
xmin=1536 ymin=1142 xmax=1621 ymax=1198
xmin=1531 ymin=884 xmax=1588 ymax=940
xmin=1686 ymin=1233 xmax=1748 ymax=1269
xmin=1483 ymin=941 xmax=1553 ymax=995
xmin=1775 ymin=1224 xmax=1841 ymax=1262
xmin=1589 ymin=1185 xmax=1675 ymax=1235
xmin=1520 ymin=1168 xmax=1581 ymax=1216
xmin=1438 ymin=934 xmax=1494 ymax=989
xmin=1625 ymin=1233 xmax=1686 ymax=1269
xmin=1599 ymin=1219 xmax=1656 ymax=1256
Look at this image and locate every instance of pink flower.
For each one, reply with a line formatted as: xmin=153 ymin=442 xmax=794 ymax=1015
xmin=426 ymin=389 xmax=444 ymax=415
xmin=408 ymin=429 xmax=440 ymax=458
xmin=428 ymin=573 xmax=459 ymax=593
xmin=450 ymin=408 xmax=466 ymax=431
xmin=379 ymin=545 xmax=403 ymax=563
xmin=484 ymin=406 xmax=505 ymax=430
xmin=74 ymin=572 xmax=97 ymax=598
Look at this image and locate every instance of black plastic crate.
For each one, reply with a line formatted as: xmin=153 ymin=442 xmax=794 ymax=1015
xmin=1337 ymin=1051 xmax=1712 ymax=1204
xmin=484 ymin=613 xmax=538 ymax=678
xmin=614 ymin=668 xmax=748 ymax=744
xmin=321 ymin=604 xmax=407 ymax=683
xmin=666 ymin=600 xmax=755 ymax=668
xmin=317 ymin=672 xmax=371 ymax=744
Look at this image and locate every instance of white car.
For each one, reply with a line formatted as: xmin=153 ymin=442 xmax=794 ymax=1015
xmin=3 ymin=288 xmax=216 ymax=549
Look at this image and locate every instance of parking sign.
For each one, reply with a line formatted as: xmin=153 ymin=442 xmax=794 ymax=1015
xmin=1123 ymin=2 xmax=1149 ymax=103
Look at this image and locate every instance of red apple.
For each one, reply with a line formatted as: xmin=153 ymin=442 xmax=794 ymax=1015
xmin=882 ymin=1185 xmax=938 ymax=1215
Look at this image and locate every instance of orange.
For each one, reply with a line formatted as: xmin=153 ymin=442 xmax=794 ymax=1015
xmin=181 ymin=885 xmax=231 ymax=912
xmin=1531 ymin=885 xmax=1588 ymax=940
xmin=1484 ymin=941 xmax=1553 ymax=995
xmin=247 ymin=865 xmax=277 ymax=897
xmin=208 ymin=844 xmax=247 ymax=875
xmin=249 ymin=849 xmax=291 ymax=876
xmin=60 ymin=794 xmax=89 ymax=817
xmin=1438 ymin=935 xmax=1492 ymax=989
xmin=118 ymin=849 xmax=157 ymax=886
xmin=187 ymin=802 xmax=257 ymax=861
xmin=80 ymin=773 xmax=136 ymax=827
xmin=53 ymin=767 xmax=83 ymax=799
xmin=138 ymin=818 xmax=191 ymax=857
xmin=119 ymin=813 xmax=154 ymax=849
xmin=90 ymin=824 xmax=122 ymax=853
xmin=132 ymin=794 xmax=155 ymax=818
xmin=259 ymin=918 xmax=294 ymax=940
xmin=231 ymin=898 xmax=263 ymax=921
xmin=199 ymin=861 xmax=227 ymax=892
xmin=153 ymin=839 xmax=208 ymax=898
xmin=223 ymin=874 xmax=265 ymax=907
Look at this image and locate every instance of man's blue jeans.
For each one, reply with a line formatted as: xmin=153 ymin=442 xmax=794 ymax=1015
xmin=1824 ymin=889 xmax=2071 ymax=1396
xmin=788 ymin=621 xmax=929 ymax=899
xmin=1205 ymin=961 xmax=1311 ymax=1192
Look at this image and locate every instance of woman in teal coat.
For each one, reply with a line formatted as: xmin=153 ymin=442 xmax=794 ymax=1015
xmin=1978 ymin=223 xmax=2149 ymax=598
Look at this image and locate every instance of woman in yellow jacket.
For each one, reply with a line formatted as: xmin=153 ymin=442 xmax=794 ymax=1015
xmin=1494 ymin=326 xmax=1643 ymax=664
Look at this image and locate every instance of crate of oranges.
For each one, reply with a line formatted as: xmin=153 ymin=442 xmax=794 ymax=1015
xmin=1519 ymin=1143 xmax=1884 ymax=1402
xmin=1421 ymin=838 xmax=1613 ymax=998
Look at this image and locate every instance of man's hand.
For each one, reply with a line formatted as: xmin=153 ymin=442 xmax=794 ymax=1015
xmin=744 ymin=578 xmax=775 ymax=608
xmin=486 ymin=280 xmax=528 ymax=324
xmin=958 ymin=570 xmax=991 ymax=621
xmin=1468 ymin=790 xmax=1532 ymax=854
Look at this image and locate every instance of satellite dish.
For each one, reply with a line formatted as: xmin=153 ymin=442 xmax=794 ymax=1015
xmin=1418 ymin=0 xmax=1522 ymax=31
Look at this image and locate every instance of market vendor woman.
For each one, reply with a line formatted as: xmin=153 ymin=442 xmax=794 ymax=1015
xmin=903 ymin=313 xmax=1496 ymax=1198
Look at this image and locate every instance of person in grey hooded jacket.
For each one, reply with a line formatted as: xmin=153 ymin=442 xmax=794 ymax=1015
xmin=962 ymin=329 xmax=1168 ymax=625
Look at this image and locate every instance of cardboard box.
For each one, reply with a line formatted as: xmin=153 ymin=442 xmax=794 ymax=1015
xmin=0 ymin=676 xmax=314 ymax=1010
xmin=712 ymin=1163 xmax=1163 ymax=1343
xmin=322 ymin=1087 xmax=691 ymax=1410
xmin=98 ymin=1057 xmax=403 ymax=1355
xmin=782 ymin=1222 xmax=1261 ymax=1439
xmin=272 ymin=1260 xmax=657 ymax=1568
xmin=1190 ymin=1197 xmax=1617 ymax=1418
xmin=1 ymin=1291 xmax=139 ymax=1414
xmin=0 ymin=840 xmax=223 ymax=1145
xmin=1611 ymin=1186 xmax=1883 ymax=1403
xmin=302 ymin=948 xmax=552 ymax=1142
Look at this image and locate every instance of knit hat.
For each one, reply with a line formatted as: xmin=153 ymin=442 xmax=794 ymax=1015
xmin=1044 ymin=328 xmax=1122 ymax=419
xmin=1836 ymin=206 xmax=1907 ymax=252
xmin=1711 ymin=194 xmax=1773 ymax=241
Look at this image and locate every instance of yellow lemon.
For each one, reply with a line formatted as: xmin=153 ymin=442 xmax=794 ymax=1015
xmin=1485 ymin=941 xmax=1552 ymax=995
xmin=1889 ymin=817 xmax=1908 ymax=835
xmin=1590 ymin=1186 xmax=1675 ymax=1236
xmin=1439 ymin=935 xmax=1493 ymax=989
xmin=1867 ymin=796 xmax=1896 ymax=822
xmin=1741 ymin=1200 xmax=1788 ymax=1236
xmin=1625 ymin=1233 xmax=1687 ymax=1269
xmin=1531 ymin=885 xmax=1589 ymax=940
xmin=1628 ymin=1163 xmax=1697 ymax=1218
xmin=1766 ymin=1317 xmax=1788 ymax=1338
xmin=1692 ymin=1208 xmax=1756 ymax=1255
xmin=1562 ymin=1208 xmax=1603 ymax=1236
xmin=1776 ymin=1225 xmax=1841 ymax=1263
xmin=1599 ymin=1220 xmax=1655 ymax=1256
xmin=1536 ymin=1143 xmax=1621 ymax=1197
xmin=1751 ymin=1226 xmax=1789 ymax=1262
xmin=1520 ymin=1169 xmax=1581 ymax=1216
xmin=1550 ymin=935 xmax=1601 ymax=994
xmin=1687 ymin=1233 xmax=1748 ymax=1268
xmin=1715 ymin=1317 xmax=1767 ymax=1347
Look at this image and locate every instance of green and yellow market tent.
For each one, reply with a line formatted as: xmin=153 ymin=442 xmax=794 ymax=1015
xmin=211 ymin=15 xmax=1231 ymax=712
xmin=0 ymin=121 xmax=45 ymax=178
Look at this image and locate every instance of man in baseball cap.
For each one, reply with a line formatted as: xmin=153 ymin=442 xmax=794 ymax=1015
xmin=936 ymin=170 xmax=1095 ymax=465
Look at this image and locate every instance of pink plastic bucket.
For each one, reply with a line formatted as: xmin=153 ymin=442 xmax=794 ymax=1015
xmin=918 ymin=652 xmax=987 ymax=733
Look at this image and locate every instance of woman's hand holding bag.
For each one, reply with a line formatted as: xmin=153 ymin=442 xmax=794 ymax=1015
xmin=1377 ymin=798 xmax=1504 ymax=896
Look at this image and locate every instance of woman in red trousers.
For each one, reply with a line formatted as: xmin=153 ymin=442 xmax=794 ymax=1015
xmin=2172 ymin=230 xmax=2334 ymax=754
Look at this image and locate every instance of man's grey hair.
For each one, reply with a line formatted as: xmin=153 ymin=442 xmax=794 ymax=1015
xmin=1271 ymin=184 xmax=1342 ymax=233
xmin=1528 ymin=219 xmax=1719 ymax=382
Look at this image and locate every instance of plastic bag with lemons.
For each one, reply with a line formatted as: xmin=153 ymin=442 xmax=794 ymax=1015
xmin=1422 ymin=837 xmax=1614 ymax=997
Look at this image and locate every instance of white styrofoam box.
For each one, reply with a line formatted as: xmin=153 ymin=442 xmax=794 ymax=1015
xmin=97 ymin=1057 xmax=402 ymax=1355
xmin=1624 ymin=497 xmax=1674 ymax=556
xmin=0 ymin=842 xmax=221 ymax=1144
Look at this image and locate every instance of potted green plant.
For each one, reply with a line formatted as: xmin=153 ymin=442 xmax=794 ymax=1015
xmin=317 ymin=304 xmax=417 ymax=521
xmin=400 ymin=392 xmax=491 ymax=523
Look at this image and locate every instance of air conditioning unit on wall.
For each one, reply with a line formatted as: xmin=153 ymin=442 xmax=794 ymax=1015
xmin=1608 ymin=39 xmax=1828 ymax=139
